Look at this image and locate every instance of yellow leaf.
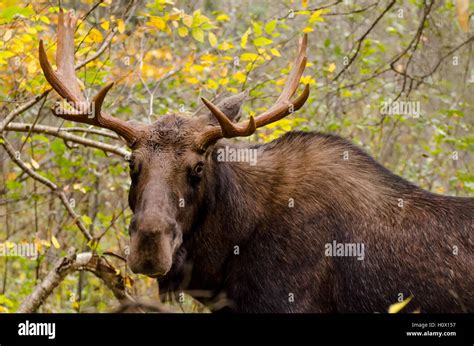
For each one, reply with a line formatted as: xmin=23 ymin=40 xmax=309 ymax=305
xmin=206 ymin=79 xmax=218 ymax=89
xmin=233 ymin=71 xmax=246 ymax=83
xmin=51 ymin=235 xmax=60 ymax=249
xmin=300 ymin=75 xmax=315 ymax=85
xmin=208 ymin=32 xmax=217 ymax=47
xmin=101 ymin=20 xmax=110 ymax=31
xmin=240 ymin=53 xmax=259 ymax=61
xmin=31 ymin=158 xmax=40 ymax=169
xmin=302 ymin=0 xmax=308 ymax=8
xmin=182 ymin=14 xmax=193 ymax=28
xmin=216 ymin=14 xmax=230 ymax=22
xmin=186 ymin=77 xmax=199 ymax=84
xmin=270 ymin=48 xmax=281 ymax=57
xmin=303 ymin=26 xmax=314 ymax=33
xmin=115 ymin=268 xmax=121 ymax=275
xmin=178 ymin=26 xmax=188 ymax=37
xmin=341 ymin=90 xmax=352 ymax=97
xmin=34 ymin=238 xmax=42 ymax=252
xmin=388 ymin=296 xmax=413 ymax=313
xmin=241 ymin=28 xmax=251 ymax=48
xmin=456 ymin=0 xmax=469 ymax=32
xmin=85 ymin=28 xmax=103 ymax=43
xmin=39 ymin=16 xmax=50 ymax=24
xmin=217 ymin=41 xmax=233 ymax=51
xmin=149 ymin=16 xmax=166 ymax=31
xmin=124 ymin=276 xmax=134 ymax=289
xmin=253 ymin=37 xmax=272 ymax=47
xmin=200 ymin=54 xmax=218 ymax=62
xmin=72 ymin=301 xmax=80 ymax=310
xmin=326 ymin=62 xmax=336 ymax=73
xmin=309 ymin=9 xmax=327 ymax=23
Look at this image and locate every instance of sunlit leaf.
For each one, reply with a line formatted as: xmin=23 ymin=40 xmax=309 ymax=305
xmin=208 ymin=32 xmax=217 ymax=47
xmin=253 ymin=37 xmax=272 ymax=47
xmin=388 ymin=296 xmax=413 ymax=313
xmin=51 ymin=235 xmax=60 ymax=249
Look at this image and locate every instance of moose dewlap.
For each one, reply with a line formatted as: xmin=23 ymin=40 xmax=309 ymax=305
xmin=39 ymin=10 xmax=473 ymax=313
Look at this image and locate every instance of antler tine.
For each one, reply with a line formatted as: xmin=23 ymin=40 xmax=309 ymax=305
xmin=56 ymin=9 xmax=85 ymax=104
xmin=276 ymin=33 xmax=307 ymax=104
xmin=39 ymin=9 xmax=142 ymax=147
xmin=200 ymin=97 xmax=256 ymax=137
xmin=198 ymin=33 xmax=310 ymax=149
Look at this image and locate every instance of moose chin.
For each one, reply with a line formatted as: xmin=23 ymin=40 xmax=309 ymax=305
xmin=39 ymin=9 xmax=473 ymax=313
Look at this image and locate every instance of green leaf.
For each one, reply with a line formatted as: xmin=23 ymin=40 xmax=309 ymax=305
xmin=252 ymin=21 xmax=262 ymax=36
xmin=264 ymin=20 xmax=277 ymax=35
xmin=0 ymin=5 xmax=34 ymax=23
xmin=81 ymin=215 xmax=93 ymax=227
xmin=192 ymin=28 xmax=204 ymax=43
xmin=178 ymin=26 xmax=188 ymax=37
xmin=208 ymin=32 xmax=217 ymax=47
xmin=253 ymin=37 xmax=272 ymax=47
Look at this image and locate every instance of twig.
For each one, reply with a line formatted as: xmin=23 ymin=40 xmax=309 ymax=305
xmin=0 ymin=91 xmax=51 ymax=132
xmin=333 ymin=0 xmax=396 ymax=81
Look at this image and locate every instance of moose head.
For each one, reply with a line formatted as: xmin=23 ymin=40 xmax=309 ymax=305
xmin=39 ymin=10 xmax=309 ymax=277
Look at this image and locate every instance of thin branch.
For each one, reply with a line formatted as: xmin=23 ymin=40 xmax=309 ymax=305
xmin=5 ymin=122 xmax=129 ymax=158
xmin=333 ymin=0 xmax=396 ymax=81
xmin=0 ymin=91 xmax=51 ymax=132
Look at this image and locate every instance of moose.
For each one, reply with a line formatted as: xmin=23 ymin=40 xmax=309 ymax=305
xmin=39 ymin=10 xmax=473 ymax=313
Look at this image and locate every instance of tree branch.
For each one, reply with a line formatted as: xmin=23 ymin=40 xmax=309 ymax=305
xmin=17 ymin=251 xmax=134 ymax=313
xmin=5 ymin=122 xmax=128 ymax=158
xmin=333 ymin=0 xmax=396 ymax=81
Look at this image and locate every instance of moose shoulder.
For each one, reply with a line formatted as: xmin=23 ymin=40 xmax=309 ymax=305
xmin=40 ymin=10 xmax=473 ymax=313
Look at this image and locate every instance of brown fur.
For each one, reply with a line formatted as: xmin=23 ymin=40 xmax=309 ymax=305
xmin=126 ymin=98 xmax=473 ymax=313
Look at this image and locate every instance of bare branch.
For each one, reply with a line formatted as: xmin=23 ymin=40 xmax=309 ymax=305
xmin=0 ymin=91 xmax=51 ymax=132
xmin=333 ymin=0 xmax=396 ymax=81
xmin=17 ymin=251 xmax=135 ymax=313
xmin=5 ymin=122 xmax=129 ymax=158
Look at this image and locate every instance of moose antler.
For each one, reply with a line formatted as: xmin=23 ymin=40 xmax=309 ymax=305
xmin=197 ymin=34 xmax=310 ymax=150
xmin=39 ymin=9 xmax=142 ymax=146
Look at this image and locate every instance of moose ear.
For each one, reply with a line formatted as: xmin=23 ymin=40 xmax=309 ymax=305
xmin=201 ymin=91 xmax=248 ymax=123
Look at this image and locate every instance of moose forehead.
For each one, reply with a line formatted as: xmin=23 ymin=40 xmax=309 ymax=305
xmin=136 ymin=114 xmax=205 ymax=152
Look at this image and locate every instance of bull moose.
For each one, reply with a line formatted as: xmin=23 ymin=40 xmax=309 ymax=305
xmin=39 ymin=10 xmax=473 ymax=313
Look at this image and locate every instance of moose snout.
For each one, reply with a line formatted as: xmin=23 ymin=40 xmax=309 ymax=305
xmin=127 ymin=218 xmax=179 ymax=277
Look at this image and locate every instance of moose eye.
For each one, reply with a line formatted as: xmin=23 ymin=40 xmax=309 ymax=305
xmin=129 ymin=160 xmax=141 ymax=181
xmin=193 ymin=162 xmax=204 ymax=176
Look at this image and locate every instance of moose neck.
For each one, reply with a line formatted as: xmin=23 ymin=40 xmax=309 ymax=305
xmin=184 ymin=131 xmax=419 ymax=292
